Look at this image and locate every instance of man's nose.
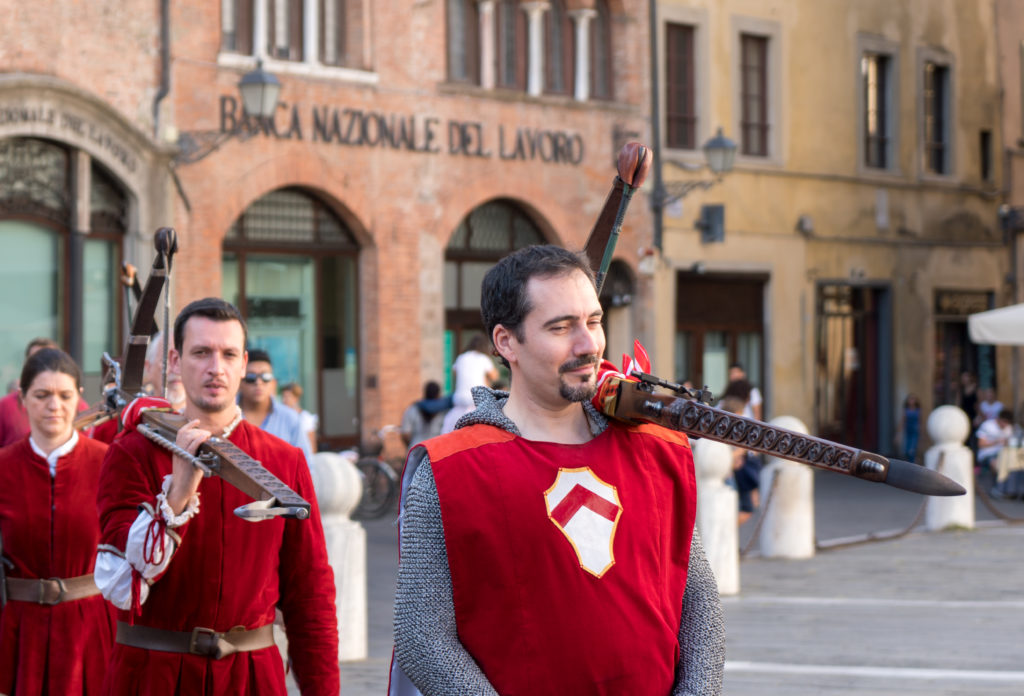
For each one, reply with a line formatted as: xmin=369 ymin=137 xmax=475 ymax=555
xmin=207 ymin=352 xmax=225 ymax=374
xmin=575 ymin=325 xmax=602 ymax=355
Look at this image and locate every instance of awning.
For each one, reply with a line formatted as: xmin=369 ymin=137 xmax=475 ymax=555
xmin=968 ymin=303 xmax=1024 ymax=345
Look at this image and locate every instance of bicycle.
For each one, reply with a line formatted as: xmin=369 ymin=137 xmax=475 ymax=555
xmin=350 ymin=425 xmax=404 ymax=520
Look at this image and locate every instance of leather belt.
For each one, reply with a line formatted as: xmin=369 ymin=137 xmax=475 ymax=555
xmin=5 ymin=574 xmax=100 ymax=605
xmin=116 ymin=621 xmax=276 ymax=660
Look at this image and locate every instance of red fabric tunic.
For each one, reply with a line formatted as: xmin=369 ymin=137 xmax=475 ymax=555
xmin=0 ymin=435 xmax=116 ymax=696
xmin=426 ymin=421 xmax=697 ymax=696
xmin=96 ymin=421 xmax=339 ymax=696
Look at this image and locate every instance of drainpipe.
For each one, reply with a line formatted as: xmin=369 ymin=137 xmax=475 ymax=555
xmin=648 ymin=0 xmax=665 ymax=252
xmin=153 ymin=0 xmax=170 ymax=140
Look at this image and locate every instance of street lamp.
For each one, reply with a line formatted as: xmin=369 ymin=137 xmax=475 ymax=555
xmin=175 ymin=61 xmax=281 ymax=165
xmin=648 ymin=128 xmax=737 ymax=250
xmin=702 ymin=128 xmax=738 ymax=177
xmin=238 ymin=60 xmax=282 ymax=120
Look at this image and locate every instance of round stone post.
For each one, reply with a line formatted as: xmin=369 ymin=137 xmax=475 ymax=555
xmin=925 ymin=406 xmax=975 ymax=530
xmin=692 ymin=438 xmax=739 ymax=595
xmin=759 ymin=416 xmax=815 ymax=559
xmin=310 ymin=451 xmax=368 ymax=660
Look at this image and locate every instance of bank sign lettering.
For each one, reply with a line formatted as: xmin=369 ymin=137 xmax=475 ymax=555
xmin=219 ymin=96 xmax=584 ymax=165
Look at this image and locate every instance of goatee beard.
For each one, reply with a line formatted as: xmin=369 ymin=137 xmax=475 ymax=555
xmin=558 ymin=355 xmax=599 ymax=403
xmin=559 ymin=380 xmax=597 ymax=403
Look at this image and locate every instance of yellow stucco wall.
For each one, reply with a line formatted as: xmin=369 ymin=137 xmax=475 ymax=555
xmin=651 ymin=0 xmax=1009 ymax=438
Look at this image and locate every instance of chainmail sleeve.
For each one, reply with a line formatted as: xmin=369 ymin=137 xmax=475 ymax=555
xmin=393 ymin=454 xmax=500 ymax=696
xmin=672 ymin=528 xmax=725 ymax=695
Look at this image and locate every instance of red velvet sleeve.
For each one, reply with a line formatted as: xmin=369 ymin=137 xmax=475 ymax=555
xmin=96 ymin=434 xmax=192 ymax=554
xmin=277 ymin=449 xmax=341 ymax=695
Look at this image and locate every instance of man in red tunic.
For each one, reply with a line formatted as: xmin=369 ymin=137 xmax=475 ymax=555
xmin=392 ymin=246 xmax=724 ymax=695
xmin=95 ymin=298 xmax=339 ymax=695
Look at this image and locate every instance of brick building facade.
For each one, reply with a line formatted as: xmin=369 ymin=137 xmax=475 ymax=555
xmin=1 ymin=0 xmax=653 ymax=448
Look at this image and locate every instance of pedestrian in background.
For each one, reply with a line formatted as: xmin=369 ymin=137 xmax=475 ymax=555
xmin=238 ymin=349 xmax=314 ymax=467
xmin=900 ymin=394 xmax=922 ymax=462
xmin=728 ymin=362 xmax=763 ymax=420
xmin=281 ymin=381 xmax=318 ymax=453
xmin=400 ymin=381 xmax=450 ymax=452
xmin=441 ymin=334 xmax=499 ymax=434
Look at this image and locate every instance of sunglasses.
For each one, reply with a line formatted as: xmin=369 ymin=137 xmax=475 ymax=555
xmin=243 ymin=372 xmax=274 ymax=384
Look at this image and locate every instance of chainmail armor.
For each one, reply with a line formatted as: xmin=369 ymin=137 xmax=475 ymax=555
xmin=394 ymin=387 xmax=725 ymax=695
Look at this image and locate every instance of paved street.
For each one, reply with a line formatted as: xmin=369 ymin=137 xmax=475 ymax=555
xmin=322 ymin=468 xmax=1024 ymax=695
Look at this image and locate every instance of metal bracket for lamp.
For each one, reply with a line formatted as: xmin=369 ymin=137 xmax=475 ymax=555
xmin=172 ymin=60 xmax=281 ymax=165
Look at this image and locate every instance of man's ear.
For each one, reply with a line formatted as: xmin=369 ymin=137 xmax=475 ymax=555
xmin=492 ymin=324 xmax=518 ymax=367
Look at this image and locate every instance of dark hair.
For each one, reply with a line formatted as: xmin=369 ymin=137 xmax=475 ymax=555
xmin=247 ymin=348 xmax=272 ymax=366
xmin=173 ymin=298 xmax=247 ymax=352
xmin=280 ymin=382 xmax=301 ymax=397
xmin=718 ymin=396 xmax=746 ymax=415
xmin=728 ymin=362 xmax=745 ymax=372
xmin=466 ymin=334 xmax=490 ymax=354
xmin=999 ymin=408 xmax=1015 ymax=422
xmin=723 ymin=378 xmax=752 ymax=402
xmin=481 ymin=245 xmax=595 ymax=346
xmin=424 ymin=380 xmax=441 ymax=400
xmin=20 ymin=348 xmax=82 ymax=394
xmin=25 ymin=337 xmax=59 ymax=358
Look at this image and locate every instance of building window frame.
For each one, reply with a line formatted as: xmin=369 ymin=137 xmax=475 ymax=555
xmin=857 ymin=34 xmax=901 ymax=176
xmin=0 ymin=137 xmax=129 ymax=394
xmin=543 ymin=0 xmax=573 ymax=96
xmin=731 ymin=15 xmax=782 ymax=166
xmin=661 ymin=5 xmax=708 ymax=159
xmin=588 ymin=0 xmax=612 ymax=101
xmin=223 ymin=186 xmax=361 ymax=450
xmin=446 ymin=0 xmax=480 ymax=84
xmin=219 ymin=0 xmax=376 ymax=84
xmin=918 ymin=47 xmax=955 ymax=179
xmin=495 ymin=0 xmax=527 ymax=91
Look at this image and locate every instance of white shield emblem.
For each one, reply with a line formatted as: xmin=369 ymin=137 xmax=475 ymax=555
xmin=544 ymin=467 xmax=622 ymax=577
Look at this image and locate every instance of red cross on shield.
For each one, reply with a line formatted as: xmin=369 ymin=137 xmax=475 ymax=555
xmin=544 ymin=467 xmax=622 ymax=577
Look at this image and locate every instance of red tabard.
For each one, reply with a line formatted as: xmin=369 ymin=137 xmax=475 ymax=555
xmin=427 ymin=421 xmax=697 ymax=696
xmin=96 ymin=421 xmax=339 ymax=696
xmin=0 ymin=436 xmax=116 ymax=696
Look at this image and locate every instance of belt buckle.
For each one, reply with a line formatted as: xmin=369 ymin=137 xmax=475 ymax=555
xmin=40 ymin=577 xmax=66 ymax=606
xmin=189 ymin=626 xmax=223 ymax=658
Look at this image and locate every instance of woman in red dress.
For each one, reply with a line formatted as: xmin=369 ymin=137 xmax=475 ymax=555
xmin=0 ymin=348 xmax=115 ymax=695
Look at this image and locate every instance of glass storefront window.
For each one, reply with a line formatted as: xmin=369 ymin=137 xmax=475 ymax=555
xmin=703 ymin=331 xmax=728 ymax=397
xmin=225 ymin=186 xmax=360 ymax=446
xmin=83 ymin=239 xmax=117 ymax=375
xmin=0 ymin=220 xmax=59 ymax=390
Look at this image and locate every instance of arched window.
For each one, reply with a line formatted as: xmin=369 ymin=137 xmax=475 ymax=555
xmin=590 ymin=0 xmax=612 ymax=100
xmin=545 ymin=0 xmax=573 ymax=95
xmin=495 ymin=0 xmax=526 ymax=90
xmin=0 ymin=137 xmax=126 ymax=392
xmin=223 ymin=187 xmax=360 ymax=447
xmin=447 ymin=0 xmax=480 ymax=83
xmin=444 ymin=199 xmax=545 ymax=375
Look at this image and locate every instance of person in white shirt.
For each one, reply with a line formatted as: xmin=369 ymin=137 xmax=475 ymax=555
xmin=976 ymin=408 xmax=1013 ymax=474
xmin=977 ymin=388 xmax=1005 ymax=425
xmin=729 ymin=363 xmax=762 ymax=420
xmin=441 ymin=334 xmax=499 ymax=433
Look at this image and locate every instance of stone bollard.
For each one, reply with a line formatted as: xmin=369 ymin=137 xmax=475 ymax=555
xmin=274 ymin=451 xmax=367 ymax=666
xmin=925 ymin=406 xmax=974 ymax=530
xmin=758 ymin=416 xmax=815 ymax=559
xmin=692 ymin=438 xmax=739 ymax=595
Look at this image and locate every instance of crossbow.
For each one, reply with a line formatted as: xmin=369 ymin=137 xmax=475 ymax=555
xmin=74 ymin=228 xmax=311 ymax=520
xmin=583 ymin=143 xmax=964 ymax=498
